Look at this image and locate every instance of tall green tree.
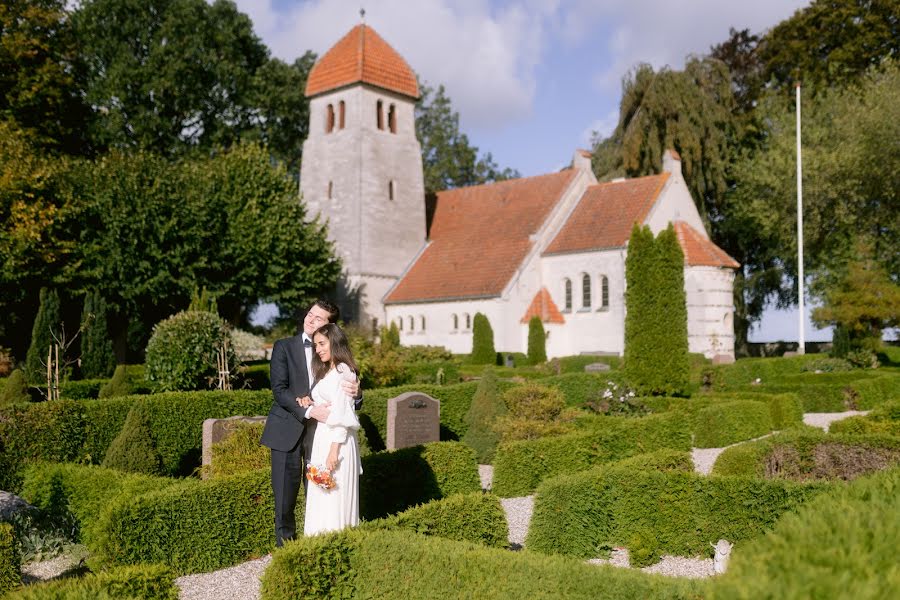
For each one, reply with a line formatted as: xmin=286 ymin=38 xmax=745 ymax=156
xmin=415 ymin=83 xmax=519 ymax=195
xmin=462 ymin=368 xmax=506 ymax=463
xmin=527 ymin=316 xmax=547 ymax=365
xmin=470 ymin=313 xmax=495 ymax=365
xmin=80 ymin=289 xmax=115 ymax=378
xmin=25 ymin=287 xmax=60 ymax=382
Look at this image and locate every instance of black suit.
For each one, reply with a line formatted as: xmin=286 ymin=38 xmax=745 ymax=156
xmin=260 ymin=334 xmax=312 ymax=547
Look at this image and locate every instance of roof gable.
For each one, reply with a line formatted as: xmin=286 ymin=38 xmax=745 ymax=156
xmin=385 ymin=170 xmax=578 ymax=304
xmin=520 ymin=287 xmax=565 ymax=324
xmin=674 ymin=221 xmax=740 ymax=269
xmin=544 ymin=174 xmax=669 ymax=255
xmin=306 ymin=25 xmax=419 ymax=98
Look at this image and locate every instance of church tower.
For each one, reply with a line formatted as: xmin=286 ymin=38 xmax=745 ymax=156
xmin=300 ymin=24 xmax=426 ymax=329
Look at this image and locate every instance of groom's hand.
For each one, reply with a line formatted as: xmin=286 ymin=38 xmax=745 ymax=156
xmin=310 ymin=404 xmax=331 ymax=423
xmin=340 ymin=379 xmax=359 ymax=398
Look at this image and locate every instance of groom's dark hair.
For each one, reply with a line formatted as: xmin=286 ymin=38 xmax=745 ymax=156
xmin=311 ymin=298 xmax=340 ymax=323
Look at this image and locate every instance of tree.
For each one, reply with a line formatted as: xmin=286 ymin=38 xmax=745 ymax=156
xmin=470 ymin=313 xmax=495 ymax=365
xmin=462 ymin=368 xmax=506 ymax=463
xmin=24 ymin=287 xmax=60 ymax=382
xmin=709 ymin=28 xmax=765 ymax=116
xmin=415 ymin=83 xmax=519 ymax=195
xmin=80 ymin=289 xmax=115 ymax=378
xmin=527 ymin=316 xmax=547 ymax=365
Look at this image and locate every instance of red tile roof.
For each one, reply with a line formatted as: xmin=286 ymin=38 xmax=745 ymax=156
xmin=544 ymin=174 xmax=669 ymax=255
xmin=306 ymin=25 xmax=419 ymax=98
xmin=385 ymin=170 xmax=579 ymax=304
xmin=520 ymin=287 xmax=565 ymax=324
xmin=674 ymin=221 xmax=740 ymax=269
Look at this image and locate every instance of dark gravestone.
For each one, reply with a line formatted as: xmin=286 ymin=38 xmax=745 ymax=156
xmin=387 ymin=392 xmax=440 ymax=450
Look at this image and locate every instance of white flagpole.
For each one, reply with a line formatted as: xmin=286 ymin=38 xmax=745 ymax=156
xmin=796 ymin=82 xmax=805 ymax=355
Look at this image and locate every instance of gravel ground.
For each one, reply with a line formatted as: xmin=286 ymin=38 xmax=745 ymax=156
xmin=21 ymin=554 xmax=84 ymax=584
xmin=588 ymin=548 xmax=715 ymax=578
xmin=500 ymin=495 xmax=533 ymax=549
xmin=803 ymin=410 xmax=869 ymax=431
xmin=479 ymin=464 xmax=493 ymax=490
xmin=175 ymin=555 xmax=271 ymax=600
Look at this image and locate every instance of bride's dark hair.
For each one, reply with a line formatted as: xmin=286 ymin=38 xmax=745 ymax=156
xmin=311 ymin=323 xmax=359 ymax=382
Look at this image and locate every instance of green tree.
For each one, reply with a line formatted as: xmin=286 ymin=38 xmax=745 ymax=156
xmin=462 ymin=368 xmax=506 ymax=463
xmin=80 ymin=289 xmax=115 ymax=378
xmin=24 ymin=287 xmax=60 ymax=383
xmin=0 ymin=368 xmax=29 ymax=406
xmin=102 ymin=402 xmax=163 ymax=474
xmin=527 ymin=316 xmax=547 ymax=365
xmin=415 ymin=83 xmax=519 ymax=195
xmin=470 ymin=313 xmax=495 ymax=365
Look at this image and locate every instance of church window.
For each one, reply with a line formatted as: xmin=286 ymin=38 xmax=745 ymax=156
xmin=376 ymin=100 xmax=384 ymax=130
xmin=388 ymin=180 xmax=395 ymax=200
xmin=599 ymin=275 xmax=609 ymax=310
xmin=563 ymin=278 xmax=572 ymax=311
xmin=338 ymin=101 xmax=345 ymax=129
xmin=464 ymin=313 xmax=471 ymax=330
xmin=398 ymin=317 xmax=403 ymax=331
xmin=581 ymin=274 xmax=591 ymax=309
xmin=326 ymin=104 xmax=335 ymax=133
xmin=452 ymin=314 xmax=458 ymax=330
xmin=420 ymin=315 xmax=426 ymax=331
xmin=408 ymin=316 xmax=414 ymax=331
xmin=328 ymin=181 xmax=333 ymax=199
xmin=388 ymin=104 xmax=397 ymax=133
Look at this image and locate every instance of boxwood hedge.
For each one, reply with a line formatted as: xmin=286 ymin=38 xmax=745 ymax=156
xmin=829 ymin=400 xmax=900 ymax=436
xmin=2 ymin=563 xmax=177 ymax=599
xmin=0 ymin=522 xmax=18 ymax=595
xmin=693 ymin=400 xmax=773 ymax=448
xmin=492 ymin=412 xmax=691 ymax=497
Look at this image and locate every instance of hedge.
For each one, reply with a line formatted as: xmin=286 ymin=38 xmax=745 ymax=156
xmin=829 ymin=400 xmax=900 ymax=436
xmin=2 ymin=564 xmax=178 ymax=600
xmin=702 ymin=355 xmax=823 ymax=390
xmin=492 ymin=412 xmax=691 ymax=497
xmin=693 ymin=400 xmax=773 ymax=448
xmin=259 ymin=528 xmax=703 ymax=600
xmin=710 ymin=430 xmax=900 ymax=480
xmin=711 ymin=466 xmax=900 ymax=599
xmin=540 ymin=372 xmax=624 ymax=407
xmin=0 ymin=522 xmax=18 ymax=595
xmin=526 ymin=466 xmax=829 ymax=564
xmin=720 ymin=373 xmax=899 ymax=412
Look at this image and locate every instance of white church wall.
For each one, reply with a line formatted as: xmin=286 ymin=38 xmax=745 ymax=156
xmin=386 ymin=298 xmax=507 ymax=355
xmin=644 ymin=171 xmax=706 ymax=236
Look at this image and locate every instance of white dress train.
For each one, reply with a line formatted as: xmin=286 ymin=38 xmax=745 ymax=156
xmin=303 ymin=363 xmax=362 ymax=535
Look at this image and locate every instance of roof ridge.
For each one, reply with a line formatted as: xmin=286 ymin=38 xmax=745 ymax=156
xmin=357 ymin=24 xmax=365 ymax=81
xmin=437 ymin=168 xmax=575 ymax=196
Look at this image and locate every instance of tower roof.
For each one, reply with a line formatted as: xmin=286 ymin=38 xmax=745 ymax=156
xmin=305 ymin=24 xmax=419 ymax=99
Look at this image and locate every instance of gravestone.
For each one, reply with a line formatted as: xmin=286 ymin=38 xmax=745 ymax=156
xmin=712 ymin=354 xmax=735 ymax=365
xmin=202 ymin=415 xmax=267 ymax=475
xmin=584 ymin=362 xmax=611 ymax=372
xmin=387 ymin=392 xmax=439 ymax=450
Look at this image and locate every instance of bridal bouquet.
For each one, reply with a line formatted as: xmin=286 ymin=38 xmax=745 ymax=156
xmin=305 ymin=464 xmax=336 ymax=490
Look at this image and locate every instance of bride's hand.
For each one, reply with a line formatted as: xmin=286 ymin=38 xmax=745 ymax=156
xmin=326 ymin=448 xmax=340 ymax=472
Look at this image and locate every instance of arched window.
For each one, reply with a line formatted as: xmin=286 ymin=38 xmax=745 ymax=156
xmin=599 ymin=275 xmax=609 ymax=310
xmin=376 ymin=100 xmax=384 ymax=130
xmin=464 ymin=314 xmax=471 ymax=330
xmin=582 ymin=274 xmax=591 ymax=309
xmin=338 ymin=101 xmax=345 ymax=129
xmin=327 ymin=181 xmax=333 ymax=199
xmin=326 ymin=104 xmax=334 ymax=133
xmin=388 ymin=104 xmax=397 ymax=133
xmin=408 ymin=316 xmax=414 ymax=331
xmin=388 ymin=180 xmax=395 ymax=201
xmin=420 ymin=315 xmax=426 ymax=331
xmin=563 ymin=278 xmax=572 ymax=311
xmin=452 ymin=314 xmax=458 ymax=330
xmin=398 ymin=317 xmax=403 ymax=331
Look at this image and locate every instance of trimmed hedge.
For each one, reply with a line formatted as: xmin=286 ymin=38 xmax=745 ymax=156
xmin=540 ymin=372 xmax=624 ymax=407
xmin=711 ymin=467 xmax=900 ymax=599
xmin=526 ymin=466 xmax=829 ymax=562
xmin=611 ymin=449 xmax=695 ymax=474
xmin=259 ymin=528 xmax=702 ymax=600
xmin=710 ymin=430 xmax=900 ymax=480
xmin=0 ymin=522 xmax=18 ymax=595
xmin=693 ymin=400 xmax=773 ymax=448
xmin=829 ymin=400 xmax=900 ymax=436
xmin=2 ymin=564 xmax=178 ymax=599
xmin=364 ymin=492 xmax=508 ymax=549
xmin=703 ymin=355 xmax=823 ymax=390
xmin=492 ymin=412 xmax=691 ymax=497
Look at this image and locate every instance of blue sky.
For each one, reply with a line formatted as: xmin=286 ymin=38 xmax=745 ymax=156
xmin=236 ymin=0 xmax=841 ymax=342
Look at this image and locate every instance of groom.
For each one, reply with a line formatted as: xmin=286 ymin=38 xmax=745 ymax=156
xmin=261 ymin=299 xmax=360 ymax=547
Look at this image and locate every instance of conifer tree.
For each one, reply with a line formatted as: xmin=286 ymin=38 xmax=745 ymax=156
xmin=462 ymin=368 xmax=506 ymax=463
xmin=527 ymin=316 xmax=547 ymax=364
xmin=81 ymin=290 xmax=116 ymax=378
xmin=470 ymin=313 xmax=495 ymax=364
xmin=25 ymin=288 xmax=61 ymax=383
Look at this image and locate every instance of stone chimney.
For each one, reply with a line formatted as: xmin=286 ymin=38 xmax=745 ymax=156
xmin=573 ymin=149 xmax=592 ymax=172
xmin=662 ymin=149 xmax=682 ymax=175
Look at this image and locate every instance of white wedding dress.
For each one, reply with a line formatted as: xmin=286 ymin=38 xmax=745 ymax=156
xmin=303 ymin=363 xmax=362 ymax=536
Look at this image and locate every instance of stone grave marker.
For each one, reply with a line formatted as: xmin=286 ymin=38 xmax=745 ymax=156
xmin=386 ymin=392 xmax=439 ymax=450
xmin=202 ymin=415 xmax=267 ymax=477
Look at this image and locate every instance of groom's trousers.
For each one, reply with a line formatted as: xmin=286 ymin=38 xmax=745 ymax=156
xmin=271 ymin=436 xmax=303 ymax=547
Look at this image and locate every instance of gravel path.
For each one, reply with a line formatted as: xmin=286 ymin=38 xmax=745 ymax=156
xmin=500 ymin=495 xmax=533 ymax=549
xmin=803 ymin=410 xmax=869 ymax=431
xmin=588 ymin=548 xmax=714 ymax=578
xmin=479 ymin=464 xmax=493 ymax=490
xmin=174 ymin=555 xmax=271 ymax=600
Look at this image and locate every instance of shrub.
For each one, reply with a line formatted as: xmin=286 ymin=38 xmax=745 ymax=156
xmin=203 ymin=422 xmax=269 ymax=479
xmin=230 ymin=328 xmax=267 ymax=361
xmin=6 ymin=563 xmax=178 ymax=600
xmin=259 ymin=528 xmax=703 ymax=600
xmin=98 ymin=365 xmax=133 ymax=398
xmin=0 ymin=369 xmax=29 ymax=406
xmin=611 ymin=449 xmax=694 ymax=474
xmin=799 ymin=357 xmax=854 ymax=372
xmin=526 ymin=466 xmax=829 ymax=561
xmin=829 ymin=400 xmax=900 ymax=436
xmin=493 ymin=382 xmax=572 ymax=443
xmin=25 ymin=288 xmax=61 ymax=383
xmin=145 ymin=310 xmax=236 ymax=391
xmin=526 ymin=316 xmax=547 ymax=365
xmin=80 ymin=290 xmax=116 ymax=379
xmin=492 ymin=412 xmax=692 ymax=497
xmin=693 ymin=400 xmax=773 ymax=448
xmin=461 ymin=369 xmax=506 ymax=463
xmin=0 ymin=522 xmax=19 ymax=595
xmin=101 ymin=402 xmax=164 ymax=475
xmin=711 ymin=467 xmax=900 ymax=600
xmin=470 ymin=313 xmax=495 ymax=364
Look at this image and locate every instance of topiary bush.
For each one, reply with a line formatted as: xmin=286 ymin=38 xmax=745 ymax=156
xmin=470 ymin=313 xmax=495 ymax=364
xmin=80 ymin=290 xmax=116 ymax=379
xmin=145 ymin=310 xmax=236 ymax=391
xmin=493 ymin=382 xmax=572 ymax=443
xmin=98 ymin=365 xmax=133 ymax=398
xmin=461 ymin=368 xmax=506 ymax=463
xmin=4 ymin=563 xmax=178 ymax=599
xmin=693 ymin=400 xmax=774 ymax=448
xmin=829 ymin=400 xmax=900 ymax=437
xmin=527 ymin=316 xmax=547 ymax=365
xmin=0 ymin=522 xmax=19 ymax=595
xmin=0 ymin=369 xmax=29 ymax=406
xmin=101 ymin=402 xmax=164 ymax=475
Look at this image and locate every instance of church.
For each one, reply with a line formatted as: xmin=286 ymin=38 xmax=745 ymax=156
xmin=300 ymin=24 xmax=738 ymax=361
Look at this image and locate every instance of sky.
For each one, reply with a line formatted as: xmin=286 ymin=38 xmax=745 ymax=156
xmin=235 ymin=0 xmax=840 ymax=343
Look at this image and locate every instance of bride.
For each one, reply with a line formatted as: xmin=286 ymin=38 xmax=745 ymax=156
xmin=303 ymin=323 xmax=362 ymax=535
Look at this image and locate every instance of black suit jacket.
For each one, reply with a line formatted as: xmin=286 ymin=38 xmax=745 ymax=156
xmin=260 ymin=335 xmax=311 ymax=452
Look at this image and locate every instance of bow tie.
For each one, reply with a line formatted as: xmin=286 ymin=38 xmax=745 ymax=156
xmin=303 ymin=338 xmax=312 ymax=347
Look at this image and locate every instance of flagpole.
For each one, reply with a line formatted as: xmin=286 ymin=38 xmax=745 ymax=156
xmin=796 ymin=82 xmax=805 ymax=355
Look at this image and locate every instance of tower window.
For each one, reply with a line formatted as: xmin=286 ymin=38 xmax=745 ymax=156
xmin=326 ymin=104 xmax=335 ymax=133
xmin=388 ymin=104 xmax=397 ymax=133
xmin=376 ymin=100 xmax=384 ymax=130
xmin=338 ymin=101 xmax=345 ymax=129
xmin=388 ymin=180 xmax=395 ymax=201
